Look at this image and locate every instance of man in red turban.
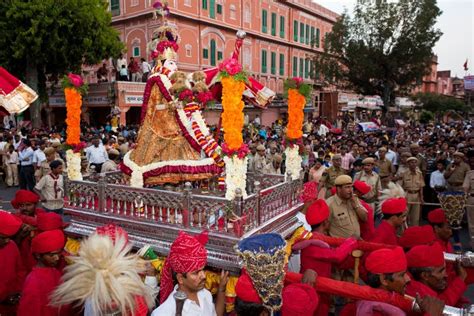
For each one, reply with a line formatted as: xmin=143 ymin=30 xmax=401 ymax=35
xmin=353 ymin=180 xmax=375 ymax=239
xmin=152 ymin=231 xmax=228 ymax=316
xmin=405 ymin=243 xmax=467 ymax=307
xmin=398 ymin=225 xmax=436 ymax=250
xmin=11 ymin=189 xmax=46 ymax=273
xmin=0 ymin=210 xmax=26 ymax=315
xmin=370 ymin=197 xmax=407 ymax=246
xmin=292 ymin=199 xmax=357 ymax=316
xmin=17 ymin=229 xmax=69 ymax=316
xmin=427 ymin=208 xmax=453 ymax=254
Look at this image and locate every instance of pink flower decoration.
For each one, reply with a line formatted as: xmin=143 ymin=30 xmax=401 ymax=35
xmin=178 ymin=89 xmax=194 ymax=102
xmin=157 ymin=41 xmax=179 ymax=54
xmin=292 ymin=77 xmax=303 ymax=85
xmin=68 ymin=73 xmax=83 ymax=88
xmin=219 ymin=58 xmax=242 ymax=76
xmin=152 ymin=1 xmax=163 ymax=9
xmin=196 ymin=91 xmax=213 ymax=104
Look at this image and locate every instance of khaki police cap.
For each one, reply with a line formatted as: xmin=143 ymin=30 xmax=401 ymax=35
xmin=362 ymin=157 xmax=375 ymax=165
xmin=335 ymin=175 xmax=353 ymax=186
xmin=379 ymin=147 xmax=387 ymax=152
xmin=332 ymin=154 xmax=342 ymax=160
xmin=409 ymin=143 xmax=420 ymax=149
xmin=406 ymin=157 xmax=418 ymax=163
xmin=273 ymin=154 xmax=283 ymax=163
xmin=256 ymin=145 xmax=266 ymax=151
xmin=108 ymin=149 xmax=120 ymax=156
xmin=401 ymin=152 xmax=412 ymax=158
xmin=453 ymin=152 xmax=465 ymax=158
xmin=43 ymin=147 xmax=56 ymax=155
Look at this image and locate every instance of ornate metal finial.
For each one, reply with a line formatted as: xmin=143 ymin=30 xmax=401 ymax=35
xmin=236 ymin=30 xmax=246 ymax=39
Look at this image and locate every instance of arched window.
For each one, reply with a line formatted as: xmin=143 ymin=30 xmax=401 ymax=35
xmin=185 ymin=44 xmax=192 ymax=57
xmin=230 ymin=4 xmax=236 ymax=20
xmin=210 ymin=39 xmax=216 ymax=66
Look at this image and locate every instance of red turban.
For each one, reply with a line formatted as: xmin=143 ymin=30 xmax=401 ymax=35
xmin=330 ymin=186 xmax=337 ymax=196
xmin=398 ymin=225 xmax=435 ymax=250
xmin=381 ymin=198 xmax=407 ymax=215
xmin=305 ymin=199 xmax=330 ymax=226
xmin=427 ymin=208 xmax=447 ymax=224
xmin=281 ymin=283 xmax=319 ymax=316
xmin=0 ymin=210 xmax=22 ymax=236
xmin=31 ymin=229 xmax=65 ymax=254
xmin=96 ymin=224 xmax=129 ymax=245
xmin=406 ymin=243 xmax=445 ymax=268
xmin=37 ymin=212 xmax=66 ymax=232
xmin=160 ymin=231 xmax=208 ymax=304
xmin=11 ymin=189 xmax=40 ymax=209
xmin=235 ymin=269 xmax=262 ymax=304
xmin=300 ymin=182 xmax=318 ymax=204
xmin=353 ymin=180 xmax=371 ymax=195
xmin=366 ymin=247 xmax=407 ymax=274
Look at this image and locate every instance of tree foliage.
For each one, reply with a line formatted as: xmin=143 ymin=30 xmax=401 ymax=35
xmin=313 ymin=0 xmax=442 ymax=108
xmin=413 ymin=92 xmax=468 ymax=114
xmin=0 ymin=0 xmax=124 ymax=126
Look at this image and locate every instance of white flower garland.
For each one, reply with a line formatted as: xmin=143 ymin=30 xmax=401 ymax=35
xmin=284 ymin=146 xmax=302 ymax=181
xmin=223 ymin=156 xmax=248 ymax=200
xmin=66 ymin=149 xmax=82 ymax=181
xmin=123 ymin=151 xmax=216 ymax=188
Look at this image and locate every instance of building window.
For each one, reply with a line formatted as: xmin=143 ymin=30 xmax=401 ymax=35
xmin=305 ymin=24 xmax=310 ymax=44
xmin=292 ymin=56 xmax=298 ymax=77
xmin=210 ymin=39 xmax=216 ymax=66
xmin=185 ymin=44 xmax=192 ymax=57
xmin=305 ymin=59 xmax=309 ymax=78
xmin=202 ymin=0 xmax=207 ymax=9
xmin=133 ymin=46 xmax=140 ymax=57
xmin=271 ymin=12 xmax=276 ymax=36
xmin=299 ymin=22 xmax=304 ymax=43
xmin=110 ymin=0 xmax=120 ymax=16
xmin=293 ymin=21 xmax=298 ymax=41
xmin=316 ymin=28 xmax=320 ymax=48
xmin=279 ymin=53 xmax=284 ymax=76
xmin=244 ymin=4 xmax=251 ymax=23
xmin=262 ymin=10 xmax=267 ymax=33
xmin=310 ymin=26 xmax=315 ymax=47
xmin=184 ymin=0 xmax=191 ymax=6
xmin=280 ymin=16 xmax=285 ymax=38
xmin=299 ymin=58 xmax=304 ymax=77
xmin=217 ymin=51 xmax=223 ymax=61
xmin=216 ymin=4 xmax=222 ymax=14
xmin=131 ymin=0 xmax=138 ymax=6
xmin=210 ymin=0 xmax=215 ymax=18
xmin=261 ymin=50 xmax=267 ymax=73
xmin=271 ymin=52 xmax=276 ymax=75
xmin=230 ymin=4 xmax=236 ymax=20
xmin=203 ymin=48 xmax=209 ymax=59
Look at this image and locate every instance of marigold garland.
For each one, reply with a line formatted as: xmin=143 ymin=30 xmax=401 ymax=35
xmin=221 ymin=76 xmax=245 ymax=151
xmin=286 ymin=88 xmax=305 ymax=140
xmin=64 ymin=87 xmax=82 ymax=145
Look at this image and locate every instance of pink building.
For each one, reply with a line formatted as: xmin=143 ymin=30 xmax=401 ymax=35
xmin=74 ymin=0 xmax=338 ymax=126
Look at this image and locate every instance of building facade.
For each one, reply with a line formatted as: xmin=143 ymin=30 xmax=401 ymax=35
xmin=74 ymin=0 xmax=338 ymax=126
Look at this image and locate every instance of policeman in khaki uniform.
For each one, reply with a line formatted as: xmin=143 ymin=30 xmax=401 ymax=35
xmin=444 ymin=152 xmax=470 ymax=192
xmin=377 ymin=147 xmax=394 ymax=177
xmin=400 ymin=157 xmax=425 ymax=226
xmin=319 ymin=154 xmax=345 ymax=198
xmin=410 ymin=143 xmax=427 ymax=176
xmin=249 ymin=144 xmax=269 ymax=174
xmin=354 ymin=157 xmax=382 ymax=210
xmin=463 ymin=169 xmax=474 ymax=247
xmin=326 ymin=175 xmax=368 ymax=238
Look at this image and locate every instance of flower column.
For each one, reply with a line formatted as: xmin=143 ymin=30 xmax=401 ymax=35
xmin=219 ymin=58 xmax=249 ymax=200
xmin=63 ymin=73 xmax=87 ymax=181
xmin=284 ymin=77 xmax=311 ymax=181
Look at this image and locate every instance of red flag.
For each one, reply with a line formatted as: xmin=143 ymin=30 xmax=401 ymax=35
xmin=464 ymin=59 xmax=469 ymax=71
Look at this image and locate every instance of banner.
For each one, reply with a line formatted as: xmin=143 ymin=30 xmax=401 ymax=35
xmin=464 ymin=76 xmax=474 ymax=91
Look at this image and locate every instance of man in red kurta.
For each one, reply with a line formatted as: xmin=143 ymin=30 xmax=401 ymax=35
xmin=0 ymin=210 xmax=26 ymax=315
xmin=353 ymin=180 xmax=375 ymax=240
xmin=405 ymin=243 xmax=468 ymax=307
xmin=370 ymin=197 xmax=407 ymax=246
xmin=17 ymin=229 xmax=68 ymax=316
xmin=293 ymin=199 xmax=357 ymax=316
xmin=11 ymin=189 xmax=46 ymax=273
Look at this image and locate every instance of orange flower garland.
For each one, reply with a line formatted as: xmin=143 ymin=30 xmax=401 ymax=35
xmin=221 ymin=76 xmax=245 ymax=150
xmin=64 ymin=87 xmax=82 ymax=145
xmin=286 ymin=88 xmax=305 ymax=140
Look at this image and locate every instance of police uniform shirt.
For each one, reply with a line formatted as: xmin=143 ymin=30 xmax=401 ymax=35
xmin=326 ymin=194 xmax=361 ymax=238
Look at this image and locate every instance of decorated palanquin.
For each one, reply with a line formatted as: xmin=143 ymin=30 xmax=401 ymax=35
xmin=120 ymin=22 xmax=274 ymax=187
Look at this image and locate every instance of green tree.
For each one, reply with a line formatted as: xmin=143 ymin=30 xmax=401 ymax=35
xmin=312 ymin=0 xmax=442 ymax=109
xmin=0 ymin=0 xmax=124 ymax=127
xmin=413 ymin=92 xmax=468 ymax=119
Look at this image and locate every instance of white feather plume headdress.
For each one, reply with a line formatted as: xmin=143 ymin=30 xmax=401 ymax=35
xmin=50 ymin=233 xmax=155 ymax=316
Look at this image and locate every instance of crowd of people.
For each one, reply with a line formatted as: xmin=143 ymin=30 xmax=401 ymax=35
xmin=1 ymin=114 xmax=474 ymax=315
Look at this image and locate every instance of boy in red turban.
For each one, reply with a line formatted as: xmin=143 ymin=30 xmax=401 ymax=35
xmin=17 ymin=229 xmax=69 ymax=316
xmin=152 ymin=231 xmax=228 ymax=316
xmin=370 ymin=197 xmax=407 ymax=246
xmin=0 ymin=210 xmax=26 ymax=315
xmin=292 ymin=199 xmax=357 ymax=316
xmin=405 ymin=243 xmax=467 ymax=307
xmin=11 ymin=189 xmax=46 ymax=273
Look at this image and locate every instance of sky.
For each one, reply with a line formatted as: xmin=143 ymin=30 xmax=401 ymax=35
xmin=314 ymin=0 xmax=474 ymax=78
